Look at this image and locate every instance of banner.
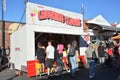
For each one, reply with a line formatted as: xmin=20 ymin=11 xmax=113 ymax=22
xmin=26 ymin=2 xmax=83 ymax=28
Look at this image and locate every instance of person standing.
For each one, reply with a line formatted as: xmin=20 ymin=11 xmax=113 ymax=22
xmin=57 ymin=43 xmax=64 ymax=58
xmin=45 ymin=40 xmax=55 ymax=76
xmin=5 ymin=46 xmax=10 ymax=56
xmin=5 ymin=46 xmax=10 ymax=68
xmin=85 ymin=43 xmax=95 ymax=78
xmin=98 ymin=42 xmax=105 ymax=68
xmin=66 ymin=43 xmax=72 ymax=72
xmin=68 ymin=40 xmax=78 ymax=77
xmin=36 ymin=42 xmax=46 ymax=72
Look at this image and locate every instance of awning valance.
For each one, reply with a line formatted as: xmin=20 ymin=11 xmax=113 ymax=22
xmin=111 ymin=35 xmax=120 ymax=40
xmin=86 ymin=23 xmax=120 ymax=31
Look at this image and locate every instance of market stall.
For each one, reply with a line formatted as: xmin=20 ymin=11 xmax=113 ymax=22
xmin=10 ymin=2 xmax=93 ymax=77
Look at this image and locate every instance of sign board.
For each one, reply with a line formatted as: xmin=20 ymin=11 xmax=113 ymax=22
xmin=26 ymin=2 xmax=83 ymax=29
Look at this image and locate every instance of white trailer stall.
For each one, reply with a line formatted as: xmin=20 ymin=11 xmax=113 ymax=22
xmin=10 ymin=2 xmax=93 ymax=71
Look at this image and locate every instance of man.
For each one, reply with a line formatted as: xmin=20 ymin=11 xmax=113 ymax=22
xmin=45 ymin=40 xmax=55 ymax=76
xmin=36 ymin=42 xmax=46 ymax=72
xmin=68 ymin=40 xmax=78 ymax=77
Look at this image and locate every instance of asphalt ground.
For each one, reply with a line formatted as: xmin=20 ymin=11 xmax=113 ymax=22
xmin=0 ymin=64 xmax=120 ymax=80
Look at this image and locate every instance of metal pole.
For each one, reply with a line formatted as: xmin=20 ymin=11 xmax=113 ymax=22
xmin=1 ymin=0 xmax=5 ymax=56
xmin=17 ymin=0 xmax=28 ymax=30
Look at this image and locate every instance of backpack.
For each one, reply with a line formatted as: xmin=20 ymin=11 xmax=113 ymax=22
xmin=69 ymin=46 xmax=76 ymax=57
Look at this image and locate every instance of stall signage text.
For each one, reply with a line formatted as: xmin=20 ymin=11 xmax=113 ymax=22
xmin=38 ymin=10 xmax=81 ymax=27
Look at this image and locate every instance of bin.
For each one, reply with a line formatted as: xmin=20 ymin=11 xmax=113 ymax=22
xmin=36 ymin=62 xmax=41 ymax=76
xmin=27 ymin=60 xmax=39 ymax=77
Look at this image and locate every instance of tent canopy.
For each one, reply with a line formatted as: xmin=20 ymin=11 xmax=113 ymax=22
xmin=86 ymin=15 xmax=120 ymax=32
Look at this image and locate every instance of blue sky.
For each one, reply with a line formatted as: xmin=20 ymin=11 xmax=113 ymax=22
xmin=0 ymin=0 xmax=120 ymax=23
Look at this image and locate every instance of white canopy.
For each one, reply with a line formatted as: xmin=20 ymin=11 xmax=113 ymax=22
xmin=87 ymin=15 xmax=120 ymax=31
xmin=116 ymin=23 xmax=120 ymax=28
xmin=87 ymin=15 xmax=111 ymax=26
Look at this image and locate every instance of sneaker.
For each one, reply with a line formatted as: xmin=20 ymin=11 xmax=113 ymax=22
xmin=89 ymin=75 xmax=94 ymax=78
xmin=67 ymin=69 xmax=70 ymax=73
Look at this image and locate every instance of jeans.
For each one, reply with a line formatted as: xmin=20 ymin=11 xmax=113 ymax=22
xmin=69 ymin=55 xmax=78 ymax=75
xmin=88 ymin=59 xmax=95 ymax=76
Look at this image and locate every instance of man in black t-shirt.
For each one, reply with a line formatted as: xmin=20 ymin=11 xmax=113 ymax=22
xmin=36 ymin=42 xmax=46 ymax=72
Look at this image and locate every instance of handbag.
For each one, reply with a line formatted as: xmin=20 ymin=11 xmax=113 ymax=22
xmin=104 ymin=52 xmax=109 ymax=59
xmin=92 ymin=50 xmax=97 ymax=59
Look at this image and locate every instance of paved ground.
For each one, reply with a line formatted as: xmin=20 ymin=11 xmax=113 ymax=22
xmin=0 ymin=64 xmax=120 ymax=80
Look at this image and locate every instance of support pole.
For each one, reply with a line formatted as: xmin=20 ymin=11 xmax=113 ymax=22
xmin=1 ymin=0 xmax=5 ymax=56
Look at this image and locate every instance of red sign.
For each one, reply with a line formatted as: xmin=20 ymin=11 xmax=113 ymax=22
xmin=38 ymin=10 xmax=81 ymax=27
xmin=15 ymin=48 xmax=20 ymax=51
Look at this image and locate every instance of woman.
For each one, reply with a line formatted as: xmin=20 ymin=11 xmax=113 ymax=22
xmin=98 ymin=42 xmax=105 ymax=67
xmin=85 ymin=43 xmax=95 ymax=78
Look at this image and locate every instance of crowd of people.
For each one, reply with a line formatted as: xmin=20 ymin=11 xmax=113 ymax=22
xmin=1 ymin=38 xmax=120 ymax=79
xmin=36 ymin=40 xmax=80 ymax=78
xmin=85 ymin=39 xmax=120 ymax=79
xmin=35 ymin=39 xmax=120 ymax=79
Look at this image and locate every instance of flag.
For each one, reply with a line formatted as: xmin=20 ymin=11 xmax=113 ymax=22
xmin=3 ymin=0 xmax=6 ymax=11
xmin=81 ymin=3 xmax=84 ymax=16
xmin=24 ymin=0 xmax=28 ymax=4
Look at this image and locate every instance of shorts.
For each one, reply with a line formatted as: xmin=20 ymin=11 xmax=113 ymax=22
xmin=39 ymin=58 xmax=45 ymax=63
xmin=46 ymin=59 xmax=54 ymax=68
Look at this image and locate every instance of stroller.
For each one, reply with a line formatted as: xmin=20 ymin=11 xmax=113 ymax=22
xmin=55 ymin=58 xmax=64 ymax=75
xmin=54 ymin=49 xmax=64 ymax=75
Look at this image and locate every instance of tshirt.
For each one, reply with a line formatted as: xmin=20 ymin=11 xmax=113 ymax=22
xmin=86 ymin=48 xmax=94 ymax=58
xmin=69 ymin=46 xmax=76 ymax=57
xmin=63 ymin=50 xmax=67 ymax=57
xmin=108 ymin=48 xmax=113 ymax=56
xmin=46 ymin=45 xmax=55 ymax=59
xmin=36 ymin=48 xmax=46 ymax=59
